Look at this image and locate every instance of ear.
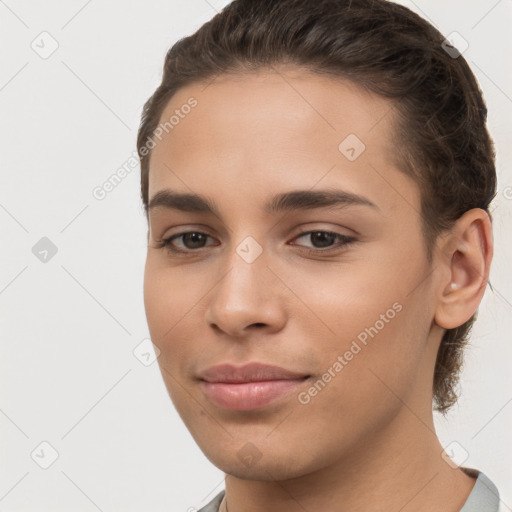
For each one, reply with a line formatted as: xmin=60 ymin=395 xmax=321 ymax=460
xmin=434 ymin=208 xmax=493 ymax=330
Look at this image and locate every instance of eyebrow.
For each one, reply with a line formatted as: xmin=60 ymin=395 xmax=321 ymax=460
xmin=147 ymin=188 xmax=379 ymax=216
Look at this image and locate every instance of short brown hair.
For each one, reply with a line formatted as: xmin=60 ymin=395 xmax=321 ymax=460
xmin=137 ymin=0 xmax=496 ymax=414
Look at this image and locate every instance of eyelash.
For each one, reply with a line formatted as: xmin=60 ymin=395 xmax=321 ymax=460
xmin=156 ymin=229 xmax=357 ymax=256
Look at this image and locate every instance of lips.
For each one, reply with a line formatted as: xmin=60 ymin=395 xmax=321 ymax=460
xmin=197 ymin=362 xmax=310 ymax=383
xmin=197 ymin=362 xmax=310 ymax=411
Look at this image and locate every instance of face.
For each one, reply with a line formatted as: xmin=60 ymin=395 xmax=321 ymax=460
xmin=143 ymin=67 xmax=441 ymax=480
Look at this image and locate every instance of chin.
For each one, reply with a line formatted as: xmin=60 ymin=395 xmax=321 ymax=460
xmin=212 ymin=455 xmax=311 ymax=482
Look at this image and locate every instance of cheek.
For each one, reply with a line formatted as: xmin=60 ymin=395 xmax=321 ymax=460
xmin=143 ymin=258 xmax=205 ymax=413
xmin=143 ymin=257 xmax=210 ymax=393
xmin=284 ymin=275 xmax=428 ymax=456
xmin=143 ymin=255 xmax=204 ymax=338
xmin=285 ymin=254 xmax=431 ymax=399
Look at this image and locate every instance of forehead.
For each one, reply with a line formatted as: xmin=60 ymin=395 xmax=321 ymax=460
xmin=148 ymin=67 xmax=418 ymax=214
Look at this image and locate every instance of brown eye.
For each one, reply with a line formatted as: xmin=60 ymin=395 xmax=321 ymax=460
xmin=291 ymin=230 xmax=356 ymax=252
xmin=160 ymin=231 xmax=216 ymax=254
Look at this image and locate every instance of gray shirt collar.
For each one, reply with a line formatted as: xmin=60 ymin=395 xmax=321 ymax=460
xmin=459 ymin=467 xmax=500 ymax=512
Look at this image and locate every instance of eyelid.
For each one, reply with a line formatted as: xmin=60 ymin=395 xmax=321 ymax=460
xmin=289 ymin=229 xmax=356 ymax=252
xmin=157 ymin=226 xmax=357 ymax=256
xmin=158 ymin=230 xmax=217 ymax=251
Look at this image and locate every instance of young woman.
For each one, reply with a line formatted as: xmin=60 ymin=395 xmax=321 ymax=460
xmin=137 ymin=1 xmax=502 ymax=510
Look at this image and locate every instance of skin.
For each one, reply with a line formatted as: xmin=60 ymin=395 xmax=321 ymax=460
xmin=143 ymin=66 xmax=493 ymax=512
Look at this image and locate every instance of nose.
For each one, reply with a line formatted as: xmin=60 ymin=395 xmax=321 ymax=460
xmin=204 ymin=249 xmax=287 ymax=338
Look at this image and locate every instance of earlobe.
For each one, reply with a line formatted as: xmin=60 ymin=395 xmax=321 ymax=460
xmin=434 ymin=209 xmax=493 ymax=330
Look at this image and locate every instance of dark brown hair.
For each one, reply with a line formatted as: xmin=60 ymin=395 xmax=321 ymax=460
xmin=137 ymin=0 xmax=496 ymax=414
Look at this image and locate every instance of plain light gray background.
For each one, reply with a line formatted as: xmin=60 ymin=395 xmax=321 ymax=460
xmin=1 ymin=0 xmax=511 ymax=510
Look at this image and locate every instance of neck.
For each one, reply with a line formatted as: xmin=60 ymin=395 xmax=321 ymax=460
xmin=222 ymin=406 xmax=476 ymax=512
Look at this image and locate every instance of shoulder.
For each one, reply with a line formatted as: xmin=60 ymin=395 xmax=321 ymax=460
xmin=459 ymin=467 xmax=501 ymax=512
xmin=196 ymin=490 xmax=225 ymax=512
